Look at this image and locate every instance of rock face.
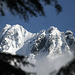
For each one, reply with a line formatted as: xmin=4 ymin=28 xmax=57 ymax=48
xmin=65 ymin=30 xmax=75 ymax=54
xmin=0 ymin=24 xmax=75 ymax=57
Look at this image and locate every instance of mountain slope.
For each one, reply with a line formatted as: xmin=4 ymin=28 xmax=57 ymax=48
xmin=0 ymin=24 xmax=35 ymax=54
xmin=0 ymin=24 xmax=75 ymax=75
xmin=0 ymin=24 xmax=75 ymax=57
xmin=16 ymin=26 xmax=73 ymax=57
xmin=65 ymin=30 xmax=75 ymax=54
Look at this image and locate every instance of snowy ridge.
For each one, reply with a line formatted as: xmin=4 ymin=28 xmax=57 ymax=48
xmin=0 ymin=24 xmax=35 ymax=54
xmin=16 ymin=26 xmax=72 ymax=58
xmin=65 ymin=30 xmax=75 ymax=54
xmin=0 ymin=24 xmax=75 ymax=56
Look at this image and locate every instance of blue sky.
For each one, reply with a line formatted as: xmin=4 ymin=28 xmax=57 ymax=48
xmin=0 ymin=0 xmax=75 ymax=36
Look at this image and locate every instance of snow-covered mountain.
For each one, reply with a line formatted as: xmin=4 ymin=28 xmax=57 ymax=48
xmin=0 ymin=24 xmax=75 ymax=75
xmin=0 ymin=24 xmax=35 ymax=54
xmin=0 ymin=24 xmax=75 ymax=57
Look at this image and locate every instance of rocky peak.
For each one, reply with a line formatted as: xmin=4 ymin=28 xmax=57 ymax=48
xmin=0 ymin=24 xmax=35 ymax=54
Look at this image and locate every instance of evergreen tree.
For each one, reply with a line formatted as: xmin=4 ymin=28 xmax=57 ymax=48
xmin=0 ymin=52 xmax=36 ymax=75
xmin=57 ymin=58 xmax=75 ymax=75
xmin=0 ymin=0 xmax=62 ymax=20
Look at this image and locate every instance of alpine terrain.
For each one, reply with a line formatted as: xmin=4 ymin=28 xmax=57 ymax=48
xmin=0 ymin=24 xmax=75 ymax=75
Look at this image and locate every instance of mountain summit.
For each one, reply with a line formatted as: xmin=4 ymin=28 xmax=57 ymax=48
xmin=0 ymin=24 xmax=75 ymax=57
xmin=0 ymin=24 xmax=35 ymax=54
